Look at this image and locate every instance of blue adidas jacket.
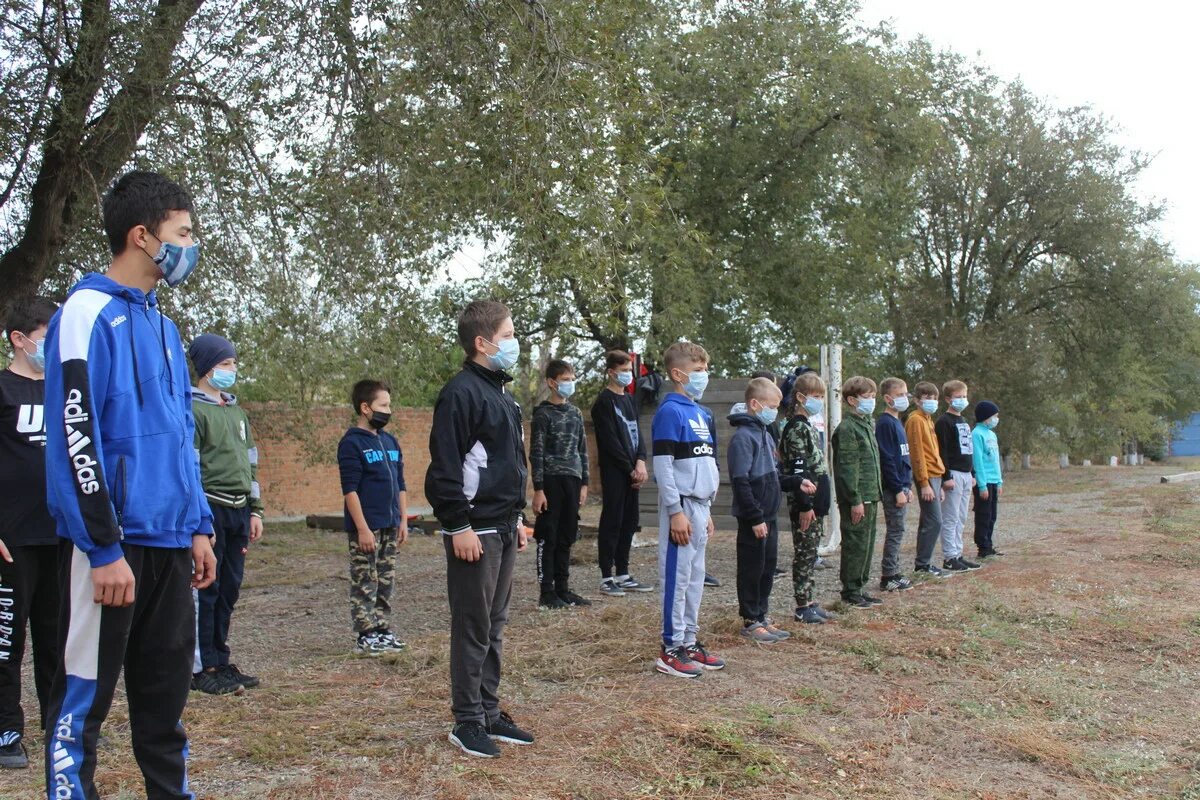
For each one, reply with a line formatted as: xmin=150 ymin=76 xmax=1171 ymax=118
xmin=652 ymin=391 xmax=720 ymax=514
xmin=44 ymin=273 xmax=213 ymax=568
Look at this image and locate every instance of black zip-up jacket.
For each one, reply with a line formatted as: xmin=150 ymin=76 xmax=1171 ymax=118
xmin=935 ymin=412 xmax=974 ymax=476
xmin=590 ymin=388 xmax=645 ymax=473
xmin=426 ymin=360 xmax=528 ymax=533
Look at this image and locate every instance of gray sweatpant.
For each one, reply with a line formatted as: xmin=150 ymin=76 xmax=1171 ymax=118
xmin=880 ymin=488 xmax=910 ymax=578
xmin=939 ymin=470 xmax=972 ymax=560
xmin=914 ymin=476 xmax=943 ymax=569
xmin=658 ymin=497 xmax=711 ymax=649
xmin=445 ymin=522 xmax=517 ymax=725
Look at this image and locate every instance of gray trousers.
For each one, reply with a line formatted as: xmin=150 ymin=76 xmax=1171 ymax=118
xmin=880 ymin=488 xmax=910 ymax=577
xmin=914 ymin=476 xmax=943 ymax=569
xmin=658 ymin=497 xmax=711 ymax=648
xmin=939 ymin=470 xmax=973 ymax=560
xmin=445 ymin=522 xmax=517 ymax=725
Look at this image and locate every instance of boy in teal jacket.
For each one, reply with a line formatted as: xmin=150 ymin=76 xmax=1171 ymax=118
xmin=971 ymin=400 xmax=1003 ymax=559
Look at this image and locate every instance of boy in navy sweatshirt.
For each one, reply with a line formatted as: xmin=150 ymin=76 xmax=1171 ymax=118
xmin=875 ymin=377 xmax=915 ymax=593
xmin=652 ymin=341 xmax=723 ymax=678
xmin=426 ymin=300 xmax=533 ymax=759
xmin=338 ymin=379 xmax=408 ymax=657
xmin=729 ymin=378 xmax=793 ymax=644
xmin=43 ymin=171 xmax=216 ymax=799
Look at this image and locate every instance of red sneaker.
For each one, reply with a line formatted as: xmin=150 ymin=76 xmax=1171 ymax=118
xmin=685 ymin=642 xmax=725 ymax=670
xmin=655 ymin=645 xmax=703 ymax=678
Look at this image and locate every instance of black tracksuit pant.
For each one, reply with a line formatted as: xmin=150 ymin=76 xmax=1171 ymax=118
xmin=534 ymin=475 xmax=581 ymax=592
xmin=445 ymin=520 xmax=517 ymax=726
xmin=196 ymin=504 xmax=250 ymax=670
xmin=735 ymin=518 xmax=779 ymax=622
xmin=44 ymin=541 xmax=195 ymax=800
xmin=0 ymin=543 xmax=60 ymax=737
xmin=597 ymin=460 xmax=639 ymax=579
xmin=973 ymin=483 xmax=1000 ymax=555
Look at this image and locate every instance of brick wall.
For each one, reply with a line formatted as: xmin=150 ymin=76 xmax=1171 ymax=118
xmin=248 ymin=403 xmax=608 ymax=519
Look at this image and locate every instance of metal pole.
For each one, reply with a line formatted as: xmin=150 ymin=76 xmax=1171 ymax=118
xmin=819 ymin=344 xmax=842 ymax=555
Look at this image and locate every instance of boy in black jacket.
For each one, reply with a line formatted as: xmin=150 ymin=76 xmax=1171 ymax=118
xmin=935 ymin=379 xmax=981 ymax=574
xmin=426 ymin=300 xmax=533 ymax=759
xmin=530 ymin=359 xmax=590 ymax=609
xmin=590 ymin=350 xmax=650 ymax=596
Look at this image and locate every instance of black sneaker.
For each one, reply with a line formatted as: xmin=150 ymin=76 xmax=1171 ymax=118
xmin=539 ymin=590 xmax=569 ymax=609
xmin=599 ymin=578 xmax=627 ymax=597
xmin=841 ymin=594 xmax=875 ymax=609
xmin=486 ymin=711 xmax=534 ymax=745
xmin=860 ymin=593 xmax=884 ymax=606
xmin=222 ymin=663 xmax=260 ymax=689
xmin=557 ymin=589 xmax=592 ymax=607
xmin=957 ymin=557 xmax=983 ymax=571
xmin=942 ymin=559 xmax=969 ymax=573
xmin=615 ymin=575 xmax=654 ymax=593
xmin=703 ymin=573 xmax=721 ymax=588
xmin=449 ymin=721 xmax=500 ymax=758
xmin=880 ymin=575 xmax=914 ymax=592
xmin=192 ymin=667 xmax=244 ymax=696
xmin=979 ymin=550 xmax=1005 ymax=558
xmin=0 ymin=732 xmax=28 ymax=769
xmin=915 ymin=564 xmax=948 ymax=578
xmin=773 ymin=567 xmax=786 ymax=577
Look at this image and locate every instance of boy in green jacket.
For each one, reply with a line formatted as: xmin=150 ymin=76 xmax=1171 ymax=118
xmin=189 ymin=334 xmax=264 ymax=695
xmin=831 ymin=376 xmax=882 ymax=610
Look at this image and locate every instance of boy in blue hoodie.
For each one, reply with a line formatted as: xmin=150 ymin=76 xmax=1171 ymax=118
xmin=42 ymin=171 xmax=216 ymax=799
xmin=338 ymin=379 xmax=409 ymax=657
xmin=971 ymin=400 xmax=1004 ymax=559
xmin=729 ymin=378 xmax=793 ymax=644
xmin=652 ymin=341 xmax=723 ymax=678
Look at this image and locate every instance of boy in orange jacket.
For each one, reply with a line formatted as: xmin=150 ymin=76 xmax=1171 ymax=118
xmin=904 ymin=381 xmax=947 ymax=578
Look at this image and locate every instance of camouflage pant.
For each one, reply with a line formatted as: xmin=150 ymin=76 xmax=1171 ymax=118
xmin=348 ymin=528 xmax=397 ymax=634
xmin=790 ymin=509 xmax=824 ymax=607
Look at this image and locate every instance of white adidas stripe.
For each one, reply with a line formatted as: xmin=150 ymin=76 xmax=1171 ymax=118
xmin=63 ymin=546 xmax=102 ymax=680
xmin=57 ymin=288 xmax=113 ymax=362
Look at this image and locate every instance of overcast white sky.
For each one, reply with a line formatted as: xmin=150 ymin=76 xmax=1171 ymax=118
xmin=856 ymin=0 xmax=1200 ymax=263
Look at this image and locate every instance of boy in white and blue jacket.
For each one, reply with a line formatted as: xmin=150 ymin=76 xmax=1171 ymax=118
xmin=652 ymin=342 xmax=723 ymax=678
xmin=971 ymin=400 xmax=1003 ymax=558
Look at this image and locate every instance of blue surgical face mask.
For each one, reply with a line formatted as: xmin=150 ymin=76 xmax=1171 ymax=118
xmin=920 ymin=399 xmax=938 ymax=415
xmin=985 ymin=416 xmax=999 ymax=429
xmin=22 ymin=336 xmax=46 ymax=373
xmin=485 ymin=337 xmax=520 ymax=371
xmin=890 ymin=395 xmax=910 ymax=412
xmin=756 ymin=406 xmax=778 ymax=426
xmin=683 ymin=370 xmax=709 ymax=399
xmin=555 ymin=380 xmax=576 ymax=398
xmin=149 ymin=237 xmax=201 ymax=287
xmin=950 ymin=397 xmax=969 ymax=412
xmin=210 ymin=368 xmax=236 ymax=390
xmin=803 ymin=396 xmax=824 ymax=417
xmin=614 ymin=370 xmax=633 ymax=387
xmin=856 ymin=397 xmax=876 ymax=416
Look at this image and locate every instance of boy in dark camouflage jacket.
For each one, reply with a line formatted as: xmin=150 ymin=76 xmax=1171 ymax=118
xmin=530 ymin=360 xmax=590 ymax=609
xmin=779 ymin=371 xmax=835 ymax=624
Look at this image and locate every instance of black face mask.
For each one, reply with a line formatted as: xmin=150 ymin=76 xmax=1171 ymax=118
xmin=368 ymin=411 xmax=391 ymax=430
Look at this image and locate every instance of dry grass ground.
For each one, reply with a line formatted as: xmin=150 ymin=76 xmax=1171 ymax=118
xmin=5 ymin=466 xmax=1200 ymax=799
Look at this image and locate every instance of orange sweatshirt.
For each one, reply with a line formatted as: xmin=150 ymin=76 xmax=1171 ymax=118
xmin=905 ymin=409 xmax=945 ymax=490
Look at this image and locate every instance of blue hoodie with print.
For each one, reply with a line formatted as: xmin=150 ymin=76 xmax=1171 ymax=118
xmin=43 ymin=273 xmax=213 ymax=568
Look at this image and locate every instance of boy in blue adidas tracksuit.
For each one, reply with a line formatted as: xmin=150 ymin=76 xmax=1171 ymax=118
xmin=42 ymin=171 xmax=216 ymax=800
xmin=652 ymin=342 xmax=723 ymax=678
xmin=971 ymin=400 xmax=1004 ymax=559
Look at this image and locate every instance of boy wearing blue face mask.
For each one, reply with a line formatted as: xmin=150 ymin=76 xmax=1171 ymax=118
xmin=530 ymin=360 xmax=590 ymax=609
xmin=876 ymin=378 xmax=915 ymax=593
xmin=188 ymin=334 xmax=265 ymax=696
xmin=0 ymin=295 xmax=60 ymax=769
xmin=427 ymin=300 xmax=532 ymax=759
xmin=652 ymin=341 xmax=722 ymax=678
xmin=936 ymin=380 xmax=982 ymax=573
xmin=906 ymin=382 xmax=947 ymax=578
xmin=729 ymin=378 xmax=791 ymax=643
xmin=591 ymin=350 xmax=650 ymax=597
xmin=831 ymin=376 xmax=883 ymax=609
xmin=971 ymin=401 xmax=1004 ymax=559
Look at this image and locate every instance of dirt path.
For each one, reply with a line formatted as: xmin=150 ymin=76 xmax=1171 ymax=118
xmin=8 ymin=464 xmax=1199 ymax=799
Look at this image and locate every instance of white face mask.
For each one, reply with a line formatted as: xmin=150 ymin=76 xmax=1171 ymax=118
xmin=891 ymin=395 xmax=909 ymax=412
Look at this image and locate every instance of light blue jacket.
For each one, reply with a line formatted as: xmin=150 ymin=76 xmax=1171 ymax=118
xmin=971 ymin=425 xmax=1003 ymax=487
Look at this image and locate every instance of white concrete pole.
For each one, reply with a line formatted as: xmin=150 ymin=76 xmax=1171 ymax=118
xmin=819 ymin=344 xmax=843 ymax=555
